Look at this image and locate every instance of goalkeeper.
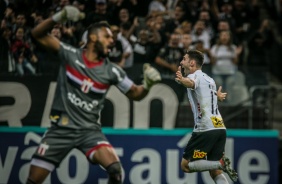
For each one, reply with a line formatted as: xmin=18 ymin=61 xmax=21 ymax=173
xmin=26 ymin=5 xmax=161 ymax=184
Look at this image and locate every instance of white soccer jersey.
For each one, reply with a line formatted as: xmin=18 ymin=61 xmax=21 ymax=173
xmin=186 ymin=70 xmax=226 ymax=132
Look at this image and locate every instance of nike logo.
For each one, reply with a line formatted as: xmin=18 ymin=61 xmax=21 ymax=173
xmin=75 ymin=60 xmax=85 ymax=68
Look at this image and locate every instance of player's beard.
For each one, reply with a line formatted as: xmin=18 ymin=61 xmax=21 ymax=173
xmin=94 ymin=40 xmax=107 ymax=58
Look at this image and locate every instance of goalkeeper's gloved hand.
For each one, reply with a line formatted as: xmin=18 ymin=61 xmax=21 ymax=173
xmin=143 ymin=63 xmax=161 ymax=90
xmin=52 ymin=5 xmax=85 ymax=23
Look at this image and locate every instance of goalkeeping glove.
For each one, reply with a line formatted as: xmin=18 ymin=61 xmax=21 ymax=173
xmin=143 ymin=63 xmax=161 ymax=90
xmin=52 ymin=5 xmax=85 ymax=23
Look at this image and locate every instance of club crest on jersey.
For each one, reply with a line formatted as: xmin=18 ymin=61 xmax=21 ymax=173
xmin=81 ymin=78 xmax=93 ymax=93
xmin=37 ymin=142 xmax=49 ymax=156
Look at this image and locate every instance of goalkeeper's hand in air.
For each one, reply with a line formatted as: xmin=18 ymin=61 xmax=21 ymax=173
xmin=143 ymin=63 xmax=161 ymax=90
xmin=52 ymin=5 xmax=85 ymax=23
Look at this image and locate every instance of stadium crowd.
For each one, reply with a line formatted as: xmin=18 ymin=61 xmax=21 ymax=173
xmin=0 ymin=0 xmax=281 ymax=103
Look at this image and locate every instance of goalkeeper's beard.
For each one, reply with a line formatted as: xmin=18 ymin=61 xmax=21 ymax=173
xmin=93 ymin=40 xmax=107 ymax=59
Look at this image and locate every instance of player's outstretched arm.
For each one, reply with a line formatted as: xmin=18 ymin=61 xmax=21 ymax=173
xmin=217 ymin=86 xmax=227 ymax=101
xmin=32 ymin=5 xmax=84 ymax=52
xmin=175 ymin=66 xmax=195 ymax=89
xmin=31 ymin=18 xmax=60 ymax=52
xmin=126 ymin=63 xmax=161 ymax=101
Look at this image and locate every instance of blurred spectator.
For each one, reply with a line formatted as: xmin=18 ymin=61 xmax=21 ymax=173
xmin=211 ymin=19 xmax=236 ymax=45
xmin=182 ymin=0 xmax=199 ymax=24
xmin=193 ymin=40 xmax=212 ymax=75
xmin=118 ymin=8 xmax=131 ymax=25
xmin=1 ymin=3 xmax=16 ymax=28
xmin=118 ymin=22 xmax=134 ymax=69
xmin=247 ymin=19 xmax=274 ymax=67
xmin=155 ymin=33 xmax=184 ymax=78
xmin=143 ymin=14 xmax=164 ymax=46
xmin=130 ymin=28 xmax=160 ymax=82
xmin=148 ymin=0 xmax=167 ymax=16
xmin=180 ymin=20 xmax=192 ymax=34
xmin=191 ymin=20 xmax=211 ymax=49
xmin=133 ymin=28 xmax=160 ymax=65
xmin=55 ymin=0 xmax=71 ymax=11
xmin=72 ymin=0 xmax=87 ymax=43
xmin=210 ymin=30 xmax=239 ymax=94
xmin=0 ymin=0 xmax=7 ymax=21
xmin=31 ymin=11 xmax=44 ymax=27
xmin=72 ymin=0 xmax=86 ymax=12
xmin=211 ymin=0 xmax=236 ymax=33
xmin=232 ymin=0 xmax=259 ymax=43
xmin=108 ymin=0 xmax=138 ymax=25
xmin=198 ymin=10 xmax=216 ymax=39
xmin=85 ymin=0 xmax=113 ymax=26
xmin=108 ymin=25 xmax=124 ymax=66
xmin=12 ymin=26 xmax=37 ymax=76
xmin=163 ymin=2 xmax=187 ymax=37
xmin=181 ymin=33 xmax=193 ymax=52
xmin=12 ymin=13 xmax=30 ymax=38
xmin=0 ymin=26 xmax=14 ymax=74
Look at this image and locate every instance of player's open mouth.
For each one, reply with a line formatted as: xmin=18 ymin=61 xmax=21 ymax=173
xmin=107 ymin=46 xmax=111 ymax=52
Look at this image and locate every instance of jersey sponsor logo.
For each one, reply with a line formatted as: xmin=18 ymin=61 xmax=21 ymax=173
xmin=67 ymin=92 xmax=98 ymax=111
xmin=37 ymin=142 xmax=49 ymax=156
xmin=211 ymin=116 xmax=225 ymax=128
xmin=192 ymin=150 xmax=207 ymax=159
xmin=81 ymin=79 xmax=94 ymax=93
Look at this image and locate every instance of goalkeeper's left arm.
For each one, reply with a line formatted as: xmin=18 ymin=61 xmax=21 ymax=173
xmin=125 ymin=63 xmax=161 ymax=101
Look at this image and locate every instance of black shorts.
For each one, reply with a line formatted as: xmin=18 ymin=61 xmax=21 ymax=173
xmin=182 ymin=129 xmax=226 ymax=161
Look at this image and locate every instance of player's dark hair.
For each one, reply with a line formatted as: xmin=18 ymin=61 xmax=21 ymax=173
xmin=87 ymin=21 xmax=111 ymax=38
xmin=186 ymin=49 xmax=204 ymax=67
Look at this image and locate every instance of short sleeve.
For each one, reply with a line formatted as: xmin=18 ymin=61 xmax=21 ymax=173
xmin=187 ymin=73 xmax=199 ymax=89
xmin=110 ymin=64 xmax=133 ymax=94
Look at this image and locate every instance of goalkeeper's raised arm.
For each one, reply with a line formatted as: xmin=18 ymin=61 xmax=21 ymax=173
xmin=31 ymin=5 xmax=85 ymax=52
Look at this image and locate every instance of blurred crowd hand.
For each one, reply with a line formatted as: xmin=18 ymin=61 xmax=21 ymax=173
xmin=18 ymin=55 xmax=24 ymax=64
xmin=236 ymin=45 xmax=243 ymax=56
xmin=170 ymin=63 xmax=178 ymax=73
xmin=1 ymin=19 xmax=6 ymax=29
xmin=30 ymin=13 xmax=36 ymax=20
xmin=259 ymin=19 xmax=270 ymax=32
xmin=31 ymin=54 xmax=38 ymax=63
xmin=133 ymin=17 xmax=140 ymax=28
xmin=108 ymin=0 xmax=123 ymax=6
xmin=200 ymin=0 xmax=210 ymax=11
xmin=4 ymin=7 xmax=13 ymax=18
xmin=251 ymin=0 xmax=258 ymax=6
xmin=129 ymin=0 xmax=137 ymax=5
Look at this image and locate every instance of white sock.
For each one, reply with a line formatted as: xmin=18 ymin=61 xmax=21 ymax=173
xmin=188 ymin=160 xmax=221 ymax=172
xmin=214 ymin=174 xmax=229 ymax=184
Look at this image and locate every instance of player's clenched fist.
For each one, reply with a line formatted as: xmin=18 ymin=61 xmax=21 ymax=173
xmin=52 ymin=5 xmax=85 ymax=23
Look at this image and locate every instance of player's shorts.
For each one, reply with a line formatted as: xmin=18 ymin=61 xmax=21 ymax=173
xmin=32 ymin=124 xmax=111 ymax=167
xmin=182 ymin=129 xmax=226 ymax=161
